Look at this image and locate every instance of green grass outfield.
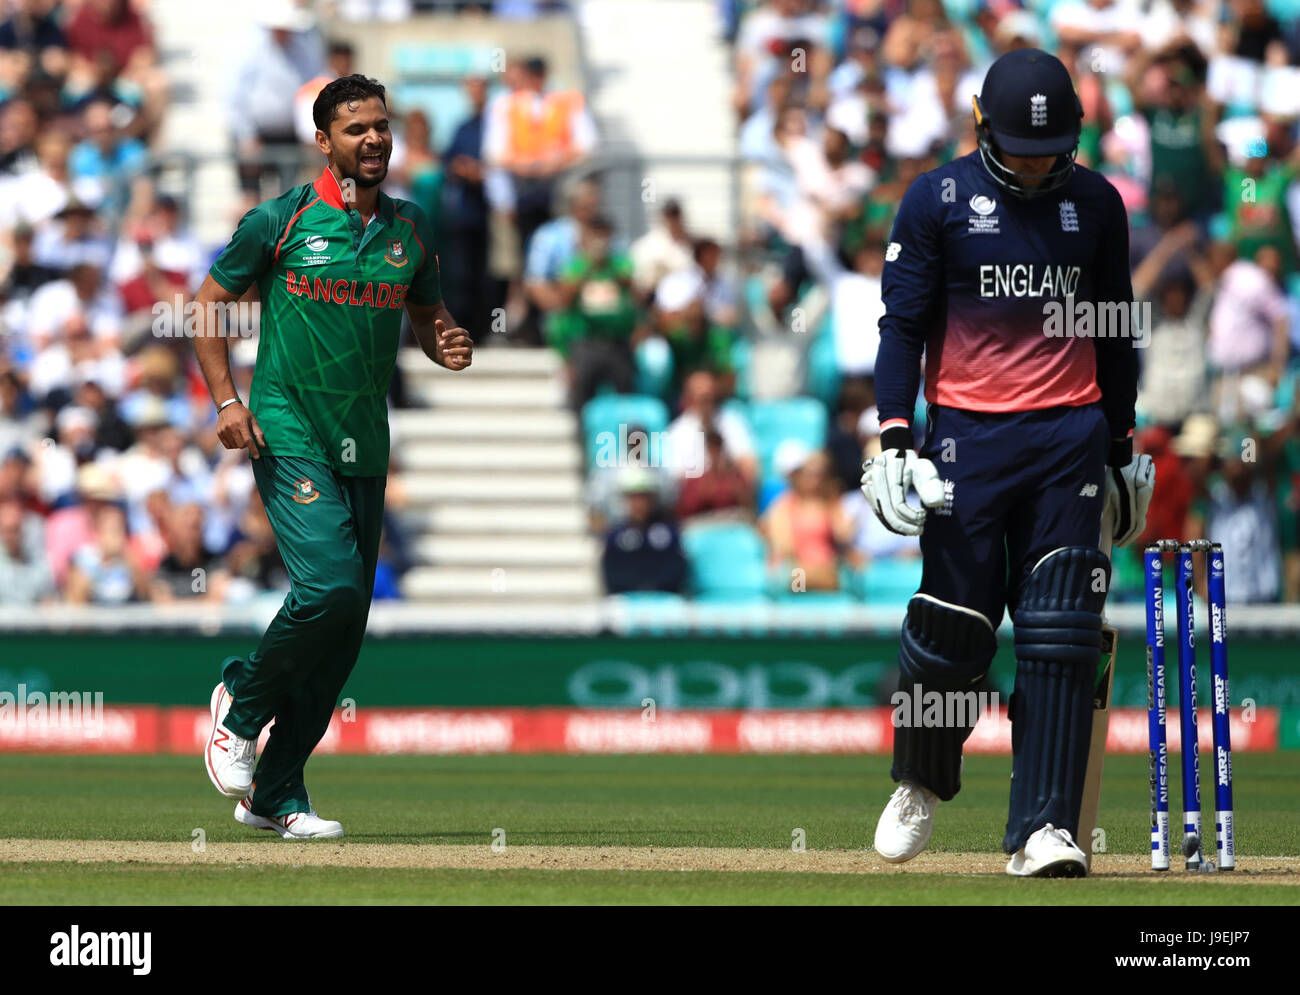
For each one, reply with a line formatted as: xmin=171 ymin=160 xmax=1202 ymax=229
xmin=0 ymin=753 xmax=1297 ymax=905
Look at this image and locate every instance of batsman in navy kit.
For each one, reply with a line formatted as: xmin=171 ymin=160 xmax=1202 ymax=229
xmin=861 ymin=49 xmax=1155 ymax=876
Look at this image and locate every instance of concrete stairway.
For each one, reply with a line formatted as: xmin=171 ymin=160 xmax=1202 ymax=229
xmin=393 ymin=347 xmax=599 ymax=608
xmin=151 ymin=0 xmax=257 ymax=247
xmin=575 ymin=0 xmax=736 ymax=242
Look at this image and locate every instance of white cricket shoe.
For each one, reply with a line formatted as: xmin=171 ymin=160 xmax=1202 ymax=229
xmin=1006 ymin=823 xmax=1088 ymax=878
xmin=205 ymin=682 xmax=255 ymax=799
xmin=873 ymin=782 xmax=939 ymax=863
xmin=235 ymin=798 xmax=345 ymax=839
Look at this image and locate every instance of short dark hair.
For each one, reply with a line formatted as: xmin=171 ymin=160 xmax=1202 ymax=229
xmin=312 ymin=74 xmax=387 ymax=135
xmin=692 ymin=237 xmax=719 ymax=263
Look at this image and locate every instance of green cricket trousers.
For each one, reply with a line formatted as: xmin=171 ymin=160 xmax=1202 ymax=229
xmin=219 ymin=452 xmax=385 ymax=817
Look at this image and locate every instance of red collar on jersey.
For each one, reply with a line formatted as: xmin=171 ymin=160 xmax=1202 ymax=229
xmin=313 ymin=166 xmax=390 ymax=225
xmin=313 ymin=166 xmax=349 ymax=209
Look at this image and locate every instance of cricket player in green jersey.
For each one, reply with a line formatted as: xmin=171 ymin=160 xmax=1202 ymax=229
xmin=195 ymin=75 xmax=472 ymax=839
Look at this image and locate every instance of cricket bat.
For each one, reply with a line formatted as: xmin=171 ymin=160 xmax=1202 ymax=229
xmin=1078 ymin=624 xmax=1116 ymax=872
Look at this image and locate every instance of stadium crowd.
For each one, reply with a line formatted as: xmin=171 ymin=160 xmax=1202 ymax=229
xmin=0 ymin=0 xmax=421 ymax=607
xmin=598 ymin=0 xmax=1300 ymax=607
xmin=3 ymin=0 xmax=1300 ymax=608
xmin=0 ymin=0 xmax=589 ymax=609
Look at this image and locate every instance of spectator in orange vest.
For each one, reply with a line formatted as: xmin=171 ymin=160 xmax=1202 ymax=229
xmin=484 ymin=55 xmax=597 ymax=258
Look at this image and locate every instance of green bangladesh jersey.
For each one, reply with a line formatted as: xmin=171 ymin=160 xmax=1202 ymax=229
xmin=1144 ymin=107 xmax=1212 ymax=208
xmin=1224 ymin=162 xmax=1299 ymax=275
xmin=209 ymin=167 xmax=442 ymax=476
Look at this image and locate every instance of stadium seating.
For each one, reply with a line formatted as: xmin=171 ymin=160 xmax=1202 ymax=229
xmin=855 ymin=558 xmax=924 ymax=607
xmin=635 ymin=337 xmax=675 ymax=399
xmin=682 ymin=522 xmax=767 ymax=602
xmin=581 ymin=394 xmax=671 ymax=465
xmin=805 ymin=325 xmax=841 ymax=409
xmin=744 ymin=397 xmax=829 ymax=484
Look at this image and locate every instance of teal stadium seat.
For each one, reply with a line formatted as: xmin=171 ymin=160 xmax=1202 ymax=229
xmin=806 ymin=323 xmax=841 ymax=408
xmin=743 ymin=272 xmax=768 ymax=324
xmin=745 ymin=397 xmax=829 ymax=484
xmin=390 ymin=83 xmax=467 ymax=149
xmin=390 ymin=45 xmax=501 ymax=148
xmin=635 ymin=336 xmax=674 ymax=399
xmin=730 ymin=337 xmax=753 ymax=400
xmin=858 ymin=557 xmax=924 ymax=608
xmin=582 ymin=394 xmax=670 ymax=467
xmin=770 ymin=567 xmax=858 ymax=606
xmin=682 ymin=522 xmax=768 ymax=602
xmin=608 ymin=591 xmax=689 ymax=636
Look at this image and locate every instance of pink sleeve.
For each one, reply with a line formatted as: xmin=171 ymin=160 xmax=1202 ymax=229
xmin=1265 ymin=285 xmax=1290 ymax=324
xmin=45 ymin=510 xmax=90 ymax=587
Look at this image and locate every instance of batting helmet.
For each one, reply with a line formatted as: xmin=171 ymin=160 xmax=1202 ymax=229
xmin=973 ymin=48 xmax=1083 ymax=199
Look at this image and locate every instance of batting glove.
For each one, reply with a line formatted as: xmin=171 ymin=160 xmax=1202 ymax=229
xmin=1103 ymin=453 xmax=1155 ymax=548
xmin=860 ymin=449 xmax=947 ymax=537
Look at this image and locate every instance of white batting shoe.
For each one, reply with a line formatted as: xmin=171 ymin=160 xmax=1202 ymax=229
xmin=1006 ymin=823 xmax=1088 ymax=878
xmin=204 ymin=682 xmax=255 ymax=799
xmin=873 ymin=782 xmax=939 ymax=863
xmin=235 ymin=798 xmax=345 ymax=839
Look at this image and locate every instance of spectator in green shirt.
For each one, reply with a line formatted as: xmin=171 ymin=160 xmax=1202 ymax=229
xmin=1128 ymin=49 xmax=1224 ymax=221
xmin=1223 ymin=130 xmax=1300 ymax=277
xmin=651 ymin=268 xmax=737 ymax=402
xmin=547 ymin=216 xmax=640 ymax=409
